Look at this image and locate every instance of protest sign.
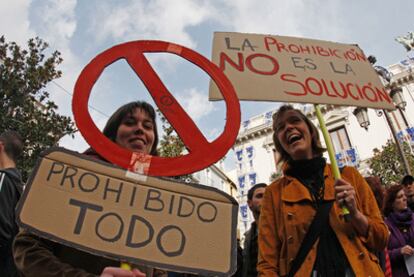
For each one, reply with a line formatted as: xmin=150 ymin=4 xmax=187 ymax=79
xmin=209 ymin=32 xmax=395 ymax=110
xmin=17 ymin=147 xmax=238 ymax=276
xmin=73 ymin=40 xmax=241 ymax=177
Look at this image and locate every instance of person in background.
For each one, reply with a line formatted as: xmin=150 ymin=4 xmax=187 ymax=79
xmin=258 ymin=104 xmax=388 ymax=276
xmin=383 ymin=184 xmax=414 ymax=277
xmin=13 ymin=101 xmax=163 ymax=277
xmin=242 ymin=183 xmax=267 ymax=277
xmin=364 ymin=176 xmax=392 ymax=277
xmin=364 ymin=176 xmax=385 ymax=211
xmin=401 ymin=175 xmax=414 ymax=211
xmin=0 ymin=131 xmax=23 ymax=277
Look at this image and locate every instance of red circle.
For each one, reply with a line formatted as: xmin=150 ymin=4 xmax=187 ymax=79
xmin=73 ymin=40 xmax=240 ymax=176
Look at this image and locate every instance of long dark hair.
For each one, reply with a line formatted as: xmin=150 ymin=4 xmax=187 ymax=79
xmin=383 ymin=184 xmax=404 ymax=217
xmin=103 ymin=101 xmax=159 ymax=155
xmin=272 ymin=105 xmax=325 ymax=164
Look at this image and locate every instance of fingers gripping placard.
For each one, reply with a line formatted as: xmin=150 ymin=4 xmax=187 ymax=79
xmin=73 ymin=41 xmax=241 ymax=176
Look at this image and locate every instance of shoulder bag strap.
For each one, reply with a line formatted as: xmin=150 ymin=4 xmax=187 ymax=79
xmin=287 ymin=200 xmax=334 ymax=277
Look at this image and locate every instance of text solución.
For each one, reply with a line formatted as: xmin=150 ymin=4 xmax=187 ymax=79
xmin=215 ymin=35 xmax=391 ymax=105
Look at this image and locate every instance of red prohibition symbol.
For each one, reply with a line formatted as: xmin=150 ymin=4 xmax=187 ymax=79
xmin=73 ymin=40 xmax=241 ymax=177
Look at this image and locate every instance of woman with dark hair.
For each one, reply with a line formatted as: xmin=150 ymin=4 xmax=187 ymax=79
xmin=258 ymin=105 xmax=388 ymax=276
xmin=13 ymin=101 xmax=164 ymax=277
xmin=384 ymin=184 xmax=414 ymax=277
xmin=102 ymin=101 xmax=159 ymax=156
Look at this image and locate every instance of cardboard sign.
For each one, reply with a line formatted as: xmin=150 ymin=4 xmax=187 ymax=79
xmin=73 ymin=40 xmax=241 ymax=177
xmin=209 ymin=32 xmax=395 ymax=110
xmin=17 ymin=148 xmax=238 ymax=276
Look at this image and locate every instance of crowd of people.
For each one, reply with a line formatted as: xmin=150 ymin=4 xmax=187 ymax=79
xmin=1 ymin=102 xmax=414 ymax=276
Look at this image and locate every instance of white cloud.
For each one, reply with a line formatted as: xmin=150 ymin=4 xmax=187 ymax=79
xmin=0 ymin=0 xmax=80 ymax=112
xmin=25 ymin=0 xmax=89 ymax=152
xmin=81 ymin=0 xmax=222 ymax=80
xmin=89 ymin=0 xmax=218 ymax=48
xmin=85 ymin=0 xmax=349 ymax=49
xmin=177 ymin=88 xmax=215 ymax=122
xmin=29 ymin=0 xmax=79 ymax=83
xmin=0 ymin=0 xmax=35 ymax=45
xmin=213 ymin=0 xmax=349 ymax=42
xmin=31 ymin=0 xmax=77 ymax=47
xmin=213 ymin=0 xmax=305 ymax=35
xmin=0 ymin=0 xmax=84 ymax=152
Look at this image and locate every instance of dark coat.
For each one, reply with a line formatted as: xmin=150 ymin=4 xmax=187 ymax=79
xmin=385 ymin=211 xmax=414 ymax=277
xmin=0 ymin=168 xmax=23 ymax=277
xmin=242 ymin=221 xmax=258 ymax=277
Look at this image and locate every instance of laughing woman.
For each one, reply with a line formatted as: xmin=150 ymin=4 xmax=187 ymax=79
xmin=257 ymin=105 xmax=388 ymax=277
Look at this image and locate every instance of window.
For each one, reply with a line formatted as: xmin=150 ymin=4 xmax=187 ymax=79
xmin=240 ymin=204 xmax=249 ymax=222
xmin=249 ymin=173 xmax=257 ymax=185
xmin=246 ymin=146 xmax=254 ymax=159
xmin=238 ymin=175 xmax=246 ymax=189
xmin=329 ymin=126 xmax=351 ymax=152
xmin=236 ymin=149 xmax=243 ymax=162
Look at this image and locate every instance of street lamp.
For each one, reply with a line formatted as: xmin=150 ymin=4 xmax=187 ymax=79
xmin=353 ymin=107 xmax=370 ymax=130
xmin=390 ymin=87 xmax=407 ymax=110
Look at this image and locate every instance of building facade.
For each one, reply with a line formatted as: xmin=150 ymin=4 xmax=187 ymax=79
xmin=192 ymin=162 xmax=238 ymax=199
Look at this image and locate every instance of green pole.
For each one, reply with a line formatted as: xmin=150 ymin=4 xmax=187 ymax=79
xmin=314 ymin=104 xmax=350 ymax=219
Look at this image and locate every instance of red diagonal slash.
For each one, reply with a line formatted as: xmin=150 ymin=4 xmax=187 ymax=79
xmin=73 ymin=40 xmax=240 ymax=176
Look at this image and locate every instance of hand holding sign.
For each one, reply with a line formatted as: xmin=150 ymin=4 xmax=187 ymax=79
xmin=73 ymin=40 xmax=241 ymax=176
xmin=100 ymin=267 xmax=145 ymax=277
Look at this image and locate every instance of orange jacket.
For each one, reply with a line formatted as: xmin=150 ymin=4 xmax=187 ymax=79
xmin=258 ymin=165 xmax=389 ymax=277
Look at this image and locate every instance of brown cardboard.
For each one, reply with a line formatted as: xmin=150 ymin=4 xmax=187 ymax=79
xmin=209 ymin=32 xmax=395 ymax=110
xmin=17 ymin=147 xmax=238 ymax=276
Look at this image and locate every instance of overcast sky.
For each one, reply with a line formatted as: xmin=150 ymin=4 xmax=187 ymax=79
xmin=1 ymin=0 xmax=413 ymax=171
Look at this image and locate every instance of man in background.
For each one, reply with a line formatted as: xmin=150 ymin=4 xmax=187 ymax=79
xmin=242 ymin=183 xmax=267 ymax=277
xmin=401 ymin=175 xmax=414 ymax=211
xmin=0 ymin=131 xmax=23 ymax=277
